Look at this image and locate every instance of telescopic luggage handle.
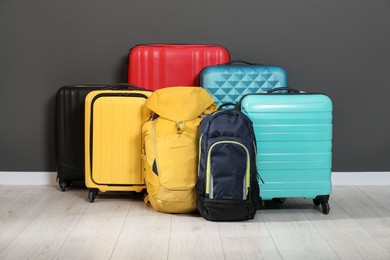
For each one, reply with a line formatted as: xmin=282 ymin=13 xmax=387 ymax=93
xmin=267 ymin=87 xmax=301 ymax=94
xmin=110 ymin=83 xmax=148 ymax=91
xmin=224 ymin=60 xmax=263 ymax=66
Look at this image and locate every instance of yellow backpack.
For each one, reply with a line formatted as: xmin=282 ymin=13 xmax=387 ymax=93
xmin=142 ymin=87 xmax=216 ymax=213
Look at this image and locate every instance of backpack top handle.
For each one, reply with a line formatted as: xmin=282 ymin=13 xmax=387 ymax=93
xmin=217 ymin=103 xmax=238 ymax=110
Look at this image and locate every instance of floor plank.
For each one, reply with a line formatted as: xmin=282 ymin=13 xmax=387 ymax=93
xmin=53 ymin=192 xmax=134 ymax=260
xmin=331 ymin=186 xmax=390 ymax=253
xmin=53 ymin=238 xmax=118 ymax=260
xmin=292 ymin=196 xmax=390 ymax=259
xmin=357 ymin=186 xmax=390 ymax=211
xmin=110 ymin=200 xmax=171 ymax=260
xmin=65 ymin=192 xmax=134 ymax=238
xmin=219 ymin=217 xmax=282 ymax=260
xmin=260 ymin=199 xmax=339 ymax=259
xmin=167 ymin=214 xmax=225 ymax=260
xmin=0 ymin=186 xmax=61 ymax=254
xmin=0 ymin=185 xmax=29 ymax=201
xmin=0 ymin=185 xmax=390 ymax=259
xmin=0 ymin=187 xmax=88 ymax=259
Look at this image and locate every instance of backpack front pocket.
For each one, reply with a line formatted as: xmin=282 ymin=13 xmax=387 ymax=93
xmin=206 ymin=138 xmax=251 ymax=200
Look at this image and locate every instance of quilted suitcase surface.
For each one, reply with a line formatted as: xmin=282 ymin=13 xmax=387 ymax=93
xmin=55 ymin=84 xmax=109 ymax=191
xmin=128 ymin=44 xmax=230 ymax=90
xmin=239 ymin=87 xmax=333 ymax=214
xmin=200 ymin=60 xmax=287 ymax=107
xmin=84 ymin=88 xmax=152 ymax=202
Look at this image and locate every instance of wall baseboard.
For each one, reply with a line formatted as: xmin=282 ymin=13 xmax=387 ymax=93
xmin=0 ymin=171 xmax=390 ymax=186
xmin=331 ymin=172 xmax=390 ymax=185
xmin=0 ymin=171 xmax=58 ymax=185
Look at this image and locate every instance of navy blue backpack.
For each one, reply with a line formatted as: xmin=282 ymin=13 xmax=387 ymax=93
xmin=197 ymin=103 xmax=260 ymax=221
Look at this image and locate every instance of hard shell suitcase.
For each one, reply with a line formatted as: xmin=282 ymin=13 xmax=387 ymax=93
xmin=84 ymin=86 xmax=152 ymax=202
xmin=239 ymin=87 xmax=333 ymax=214
xmin=55 ymin=84 xmax=109 ymax=191
xmin=128 ymin=44 xmax=230 ymax=90
xmin=200 ymin=60 xmax=287 ymax=107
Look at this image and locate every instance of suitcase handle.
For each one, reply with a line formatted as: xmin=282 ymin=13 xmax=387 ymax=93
xmin=110 ymin=83 xmax=148 ymax=91
xmin=267 ymin=87 xmax=301 ymax=94
xmin=224 ymin=60 xmax=263 ymax=66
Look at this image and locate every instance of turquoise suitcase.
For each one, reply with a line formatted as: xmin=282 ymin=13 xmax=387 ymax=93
xmin=239 ymin=87 xmax=332 ymax=214
xmin=200 ymin=60 xmax=287 ymax=107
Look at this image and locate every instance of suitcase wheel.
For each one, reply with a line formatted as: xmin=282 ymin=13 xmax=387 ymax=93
xmin=88 ymin=189 xmax=98 ymax=203
xmin=321 ymin=201 xmax=330 ymax=214
xmin=313 ymin=195 xmax=330 ymax=214
xmin=313 ymin=198 xmax=321 ymax=206
xmin=272 ymin=198 xmax=286 ymax=204
xmin=59 ymin=180 xmax=71 ymax=192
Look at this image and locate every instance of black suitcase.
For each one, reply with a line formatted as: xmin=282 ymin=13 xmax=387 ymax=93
xmin=55 ymin=84 xmax=109 ymax=191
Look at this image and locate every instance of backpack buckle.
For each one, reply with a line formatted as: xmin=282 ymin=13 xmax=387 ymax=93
xmin=176 ymin=120 xmax=185 ymax=134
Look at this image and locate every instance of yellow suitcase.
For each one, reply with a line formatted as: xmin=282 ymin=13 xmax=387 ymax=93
xmin=85 ymin=88 xmax=152 ymax=202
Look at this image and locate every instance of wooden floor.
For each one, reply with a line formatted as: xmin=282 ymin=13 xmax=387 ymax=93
xmin=0 ymin=185 xmax=390 ymax=260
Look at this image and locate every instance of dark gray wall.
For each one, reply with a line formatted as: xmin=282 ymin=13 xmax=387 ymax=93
xmin=0 ymin=0 xmax=389 ymax=171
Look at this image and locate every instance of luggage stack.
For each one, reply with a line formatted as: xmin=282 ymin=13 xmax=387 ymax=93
xmin=54 ymin=43 xmax=333 ymax=219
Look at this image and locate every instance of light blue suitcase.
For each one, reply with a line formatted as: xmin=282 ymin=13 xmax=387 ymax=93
xmin=239 ymin=87 xmax=333 ymax=214
xmin=199 ymin=60 xmax=288 ymax=107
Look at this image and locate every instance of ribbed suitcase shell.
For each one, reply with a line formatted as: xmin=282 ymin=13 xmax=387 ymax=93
xmin=128 ymin=44 xmax=230 ymax=90
xmin=84 ymin=90 xmax=151 ymax=200
xmin=240 ymin=93 xmax=332 ymax=200
xmin=55 ymin=84 xmax=109 ymax=190
xmin=200 ymin=63 xmax=287 ymax=107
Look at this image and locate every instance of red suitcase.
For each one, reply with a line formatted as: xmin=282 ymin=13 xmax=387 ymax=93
xmin=128 ymin=44 xmax=230 ymax=90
